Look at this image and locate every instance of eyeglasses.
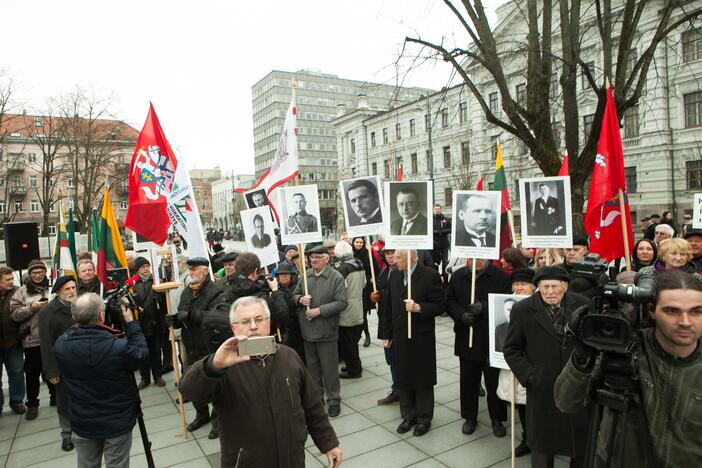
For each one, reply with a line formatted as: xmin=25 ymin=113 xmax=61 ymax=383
xmin=540 ymin=283 xmax=565 ymax=291
xmin=233 ymin=316 xmax=268 ymax=327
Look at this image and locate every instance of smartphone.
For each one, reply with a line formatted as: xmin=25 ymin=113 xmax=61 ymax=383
xmin=238 ymin=336 xmax=277 ymax=357
xmin=37 ymin=298 xmax=48 ymax=302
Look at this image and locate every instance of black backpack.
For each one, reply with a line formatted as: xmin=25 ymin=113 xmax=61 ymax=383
xmin=201 ymin=301 xmax=233 ymax=353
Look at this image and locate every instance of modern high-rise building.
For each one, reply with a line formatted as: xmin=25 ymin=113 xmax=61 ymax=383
xmin=251 ymin=69 xmax=434 ymax=232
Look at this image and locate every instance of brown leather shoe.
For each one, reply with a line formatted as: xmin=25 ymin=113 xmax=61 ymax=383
xmin=25 ymin=406 xmax=38 ymax=421
xmin=377 ymin=393 xmax=400 ymax=405
xmin=154 ymin=377 xmax=167 ymax=387
xmin=137 ymin=379 xmax=150 ymax=390
xmin=11 ymin=404 xmax=26 ymax=415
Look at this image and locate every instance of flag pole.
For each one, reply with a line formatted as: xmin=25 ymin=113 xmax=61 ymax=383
xmin=507 ymin=209 xmax=517 ymax=248
xmin=618 ymin=188 xmax=632 ymax=271
xmin=469 ymin=259 xmax=476 ymax=348
xmin=511 ymin=374 xmax=517 ymax=468
xmin=407 ymin=250 xmax=412 ymax=340
xmin=366 ymin=236 xmax=378 ymax=313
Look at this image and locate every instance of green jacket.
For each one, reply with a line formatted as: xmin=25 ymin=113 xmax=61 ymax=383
xmin=554 ymin=328 xmax=702 ymax=467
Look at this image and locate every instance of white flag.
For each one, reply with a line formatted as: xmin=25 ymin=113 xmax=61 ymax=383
xmin=166 ymin=161 xmax=210 ymax=261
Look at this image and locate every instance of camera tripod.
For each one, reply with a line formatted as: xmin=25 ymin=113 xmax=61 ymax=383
xmin=584 ymin=352 xmax=655 ymax=468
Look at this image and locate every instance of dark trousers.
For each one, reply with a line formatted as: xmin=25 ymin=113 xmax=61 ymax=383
xmin=161 ymin=337 xmax=173 ymax=369
xmin=518 ymin=403 xmax=527 ymax=435
xmin=532 ymin=452 xmax=583 ymax=468
xmin=399 ymin=387 xmax=434 ymax=425
xmin=459 ymin=357 xmax=506 ymax=422
xmin=24 ymin=346 xmax=54 ymax=407
xmin=184 ymin=347 xmax=216 ymax=427
xmin=384 ymin=346 xmax=399 ymax=396
xmin=338 ymin=325 xmax=363 ymax=375
xmin=55 ymin=381 xmax=71 ymax=438
xmin=432 ymin=246 xmax=450 ymax=275
xmin=140 ymin=334 xmax=164 ymax=380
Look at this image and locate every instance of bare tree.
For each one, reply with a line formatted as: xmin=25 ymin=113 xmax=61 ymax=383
xmin=406 ymin=0 xmax=702 ymax=231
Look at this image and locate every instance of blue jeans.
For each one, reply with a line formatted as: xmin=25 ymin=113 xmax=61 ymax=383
xmin=384 ymin=346 xmax=399 ymax=396
xmin=0 ymin=347 xmax=26 ymax=409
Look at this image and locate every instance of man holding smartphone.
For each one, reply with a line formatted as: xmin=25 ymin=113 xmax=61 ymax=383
xmin=180 ymin=296 xmax=342 ymax=468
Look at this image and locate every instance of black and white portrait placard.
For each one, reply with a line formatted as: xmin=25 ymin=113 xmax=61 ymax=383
xmin=279 ymin=184 xmax=322 ymax=244
xmin=488 ymin=293 xmax=529 ymax=369
xmin=340 ymin=176 xmax=386 ymax=238
xmin=519 ymin=176 xmax=573 ymax=248
xmin=384 ymin=181 xmax=433 ymax=249
xmin=451 ymin=190 xmax=501 ymax=260
xmin=241 ymin=206 xmax=280 ymax=266
xmin=244 ymin=188 xmax=269 ymax=209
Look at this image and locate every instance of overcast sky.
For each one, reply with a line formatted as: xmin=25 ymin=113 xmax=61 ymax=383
xmin=3 ymin=0 xmax=504 ymax=175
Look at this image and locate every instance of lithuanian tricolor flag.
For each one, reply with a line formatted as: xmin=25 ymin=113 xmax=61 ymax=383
xmin=97 ymin=188 xmax=128 ymax=285
xmin=493 ymin=141 xmax=513 ymax=252
xmin=51 ymin=204 xmax=77 ymax=282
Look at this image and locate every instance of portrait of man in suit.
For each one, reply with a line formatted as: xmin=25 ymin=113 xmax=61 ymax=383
xmin=345 ymin=178 xmax=383 ymax=226
xmin=390 ymin=186 xmax=428 ymax=235
xmin=251 ymin=214 xmax=272 ymax=249
xmin=246 ymin=189 xmax=268 ymax=208
xmin=286 ymin=192 xmax=318 ymax=234
xmin=494 ymin=298 xmax=517 ymax=352
xmin=455 ymin=194 xmax=497 ymax=248
xmin=529 ymin=182 xmax=564 ymax=235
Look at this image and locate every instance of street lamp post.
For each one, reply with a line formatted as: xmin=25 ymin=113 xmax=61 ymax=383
xmin=419 ymin=97 xmax=435 ymax=203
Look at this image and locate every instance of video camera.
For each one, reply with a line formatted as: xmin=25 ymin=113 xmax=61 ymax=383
xmin=570 ymin=254 xmax=658 ymax=355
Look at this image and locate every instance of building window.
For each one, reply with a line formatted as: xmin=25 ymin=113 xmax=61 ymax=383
xmin=68 ymin=198 xmax=75 ymax=210
xmin=441 ymin=109 xmax=449 ymax=128
xmin=384 ymin=160 xmax=391 ymax=178
xmin=425 ymin=150 xmax=431 ymax=171
xmin=461 ymin=142 xmax=470 ymax=165
xmin=583 ymin=114 xmax=595 ymax=138
xmin=624 ymin=106 xmax=639 ymax=138
xmin=443 ymin=146 xmax=451 ymax=168
xmin=409 ymin=119 xmax=416 ymax=137
xmin=489 ymin=92 xmax=498 ymax=114
xmin=0 ymin=202 xmax=4 ymax=213
xmin=687 ymin=160 xmax=702 ymax=189
xmin=120 ymin=201 xmax=128 ymax=210
xmin=372 ymin=162 xmax=378 ymax=175
xmin=411 ymin=153 xmax=418 ymax=173
xmin=445 ymin=188 xmax=453 ymax=206
xmin=49 ymin=199 xmax=55 ymax=212
xmin=14 ymin=201 xmax=22 ymax=213
xmin=516 ymin=84 xmax=527 ymax=107
xmin=683 ymin=29 xmax=701 ymax=63
xmin=29 ymin=175 xmax=38 ymax=187
xmin=68 ymin=176 xmax=75 ymax=188
xmin=370 ymin=132 xmax=376 ymax=148
xmin=28 ymin=153 xmax=37 ymax=163
xmin=382 ymin=128 xmax=388 ymax=144
xmin=34 ymin=116 xmax=43 ymax=127
xmin=490 ymin=136 xmax=499 ymax=158
xmin=684 ymin=91 xmax=702 ymax=128
xmin=581 ymin=61 xmax=594 ymax=90
xmin=459 ymin=102 xmax=468 ymax=124
xmin=350 ymin=138 xmax=355 ymax=154
xmin=395 ymin=123 xmax=401 ymax=141
xmin=625 ymin=166 xmax=637 ymax=193
xmin=425 ymin=113 xmax=431 ymax=132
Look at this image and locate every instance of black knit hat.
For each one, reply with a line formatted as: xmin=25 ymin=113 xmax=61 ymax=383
xmin=511 ymin=268 xmax=535 ymax=285
xmin=51 ymin=275 xmax=76 ymax=294
xmin=275 ymin=263 xmax=295 ymax=275
xmin=133 ymin=257 xmax=150 ymax=271
xmin=572 ymin=236 xmax=589 ymax=248
xmin=534 ymin=266 xmax=571 ymax=284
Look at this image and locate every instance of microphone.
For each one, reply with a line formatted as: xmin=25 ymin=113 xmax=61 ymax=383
xmin=125 ymin=274 xmax=140 ymax=288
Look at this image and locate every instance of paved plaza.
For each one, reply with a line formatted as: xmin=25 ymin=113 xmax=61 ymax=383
xmin=0 ymin=299 xmax=569 ymax=467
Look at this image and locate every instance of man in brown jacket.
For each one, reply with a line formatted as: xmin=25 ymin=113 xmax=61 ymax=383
xmin=0 ymin=266 xmax=26 ymax=416
xmin=179 ymin=296 xmax=342 ymax=468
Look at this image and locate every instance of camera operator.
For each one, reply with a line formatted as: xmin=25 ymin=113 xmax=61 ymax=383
xmin=54 ymin=293 xmax=147 ymax=468
xmin=503 ymin=266 xmax=592 ymax=468
xmin=555 ymin=270 xmax=702 ymax=467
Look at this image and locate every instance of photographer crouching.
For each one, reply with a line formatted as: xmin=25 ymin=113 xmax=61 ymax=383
xmin=555 ymin=270 xmax=702 ymax=467
xmin=54 ymin=292 xmax=148 ymax=468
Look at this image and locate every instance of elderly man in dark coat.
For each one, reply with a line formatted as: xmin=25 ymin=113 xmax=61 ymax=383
xmin=167 ymin=257 xmax=226 ymax=439
xmin=381 ymin=249 xmax=444 ymax=436
xmin=504 ymin=266 xmax=591 ymax=468
xmin=446 ymin=258 xmax=512 ymax=437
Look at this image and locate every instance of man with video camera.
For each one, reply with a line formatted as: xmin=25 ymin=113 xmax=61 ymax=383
xmin=555 ymin=269 xmax=702 ymax=467
xmin=54 ymin=292 xmax=148 ymax=468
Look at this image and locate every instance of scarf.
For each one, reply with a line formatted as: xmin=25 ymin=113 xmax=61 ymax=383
xmin=188 ymin=279 xmax=206 ymax=297
xmin=26 ymin=277 xmax=49 ymax=295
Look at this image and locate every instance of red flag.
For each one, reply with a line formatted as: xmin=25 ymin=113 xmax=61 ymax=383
xmin=397 ymin=163 xmax=403 ymax=181
xmin=584 ymin=87 xmax=634 ymax=262
xmin=475 ymin=173 xmax=483 ymax=190
xmin=558 ymin=152 xmax=569 ymax=176
xmin=125 ymin=104 xmax=178 ymax=245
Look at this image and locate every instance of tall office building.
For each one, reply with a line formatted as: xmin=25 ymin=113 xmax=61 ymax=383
xmin=252 ymin=69 xmax=433 ymax=231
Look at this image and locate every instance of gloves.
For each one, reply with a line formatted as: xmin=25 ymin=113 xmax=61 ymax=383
xmin=460 ymin=303 xmax=483 ymax=326
xmin=370 ymin=291 xmax=381 ymax=304
xmin=164 ymin=314 xmax=177 ymax=328
xmin=565 ymin=305 xmax=597 ymax=372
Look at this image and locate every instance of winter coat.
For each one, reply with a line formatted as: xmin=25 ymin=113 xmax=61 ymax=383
xmin=224 ymin=274 xmax=289 ymax=330
xmin=54 ymin=321 xmax=148 ymax=439
xmin=375 ymin=265 xmax=394 ymax=340
xmin=10 ymin=282 xmax=49 ymax=348
xmin=132 ymin=277 xmax=167 ymax=336
xmin=433 ymin=213 xmax=451 ymax=249
xmin=77 ymin=277 xmax=102 ymax=296
xmin=381 ymin=264 xmax=444 ymax=389
xmin=445 ymin=263 xmax=512 ymax=362
xmin=292 ymin=266 xmax=347 ymax=342
xmin=0 ymin=287 xmax=21 ymax=349
xmin=503 ymin=291 xmax=591 ymax=456
xmin=38 ymin=297 xmax=76 ymax=380
xmin=176 ymin=277 xmax=226 ymax=358
xmin=555 ymin=327 xmax=702 ymax=467
xmin=179 ymin=346 xmax=339 ymax=467
xmin=336 ymin=258 xmax=366 ymax=327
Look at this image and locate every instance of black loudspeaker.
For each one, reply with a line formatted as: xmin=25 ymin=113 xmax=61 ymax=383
xmin=3 ymin=222 xmax=40 ymax=271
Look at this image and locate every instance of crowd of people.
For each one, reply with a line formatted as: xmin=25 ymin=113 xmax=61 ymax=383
xmin=0 ymin=203 xmax=700 ymax=467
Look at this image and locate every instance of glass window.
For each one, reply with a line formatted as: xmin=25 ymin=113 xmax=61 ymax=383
xmin=461 ymin=142 xmax=470 ymax=166
xmin=29 ymin=175 xmax=38 ymax=187
xmin=68 ymin=176 xmax=75 ymax=188
xmin=489 ymin=93 xmax=498 ymax=114
xmin=0 ymin=202 xmax=4 ymax=213
xmin=443 ymin=146 xmax=451 ymax=168
xmin=384 ymin=160 xmax=391 ymax=178
xmin=687 ymin=160 xmax=702 ymax=189
xmin=625 ymin=166 xmax=637 ymax=193
xmin=516 ymin=84 xmax=526 ymax=107
xmin=583 ymin=114 xmax=595 ymax=139
xmin=120 ymin=201 xmax=128 ymax=210
xmin=624 ymin=106 xmax=639 ymax=138
xmin=425 ymin=113 xmax=431 ymax=132
xmin=382 ymin=128 xmax=388 ymax=144
xmin=350 ymin=138 xmax=355 ymax=154
xmin=14 ymin=201 xmax=22 ymax=212
xmin=684 ymin=91 xmax=702 ymax=128
xmin=683 ymin=29 xmax=701 ymax=63
xmin=409 ymin=119 xmax=416 ymax=137
xmin=395 ymin=123 xmax=401 ymax=141
xmin=28 ymin=153 xmax=37 ymax=163
xmin=48 ymin=225 xmax=56 ymax=235
xmin=459 ymin=102 xmax=467 ymax=123
xmin=372 ymin=162 xmax=377 ymax=175
xmin=441 ymin=109 xmax=449 ymax=128
xmin=411 ymin=153 xmax=418 ymax=173
xmin=370 ymin=132 xmax=376 ymax=148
